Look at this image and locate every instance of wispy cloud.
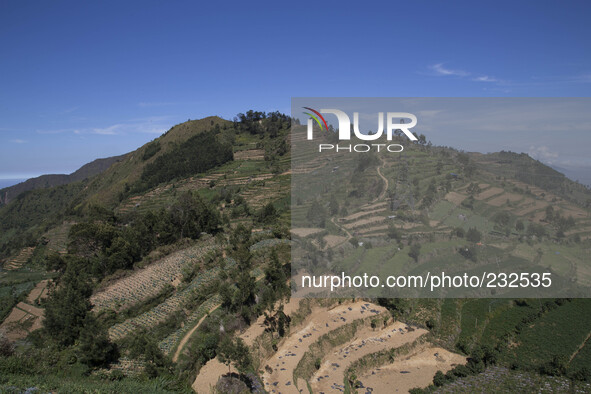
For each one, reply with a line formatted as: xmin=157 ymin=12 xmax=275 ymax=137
xmin=430 ymin=63 xmax=469 ymax=77
xmin=472 ymin=75 xmax=497 ymax=82
xmin=528 ymin=145 xmax=559 ymax=164
xmin=37 ymin=117 xmax=171 ymax=136
xmin=428 ymin=63 xmax=505 ymax=85
xmin=10 ymin=139 xmax=27 ymax=144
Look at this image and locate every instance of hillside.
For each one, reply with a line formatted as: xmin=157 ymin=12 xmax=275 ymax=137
xmin=0 ymin=154 xmax=128 ymax=206
xmin=1 ymin=112 xmax=591 ymax=393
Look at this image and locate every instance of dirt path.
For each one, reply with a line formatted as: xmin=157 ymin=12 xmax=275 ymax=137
xmin=262 ymin=301 xmax=386 ymax=394
xmin=372 ymin=157 xmax=389 ymax=204
xmin=329 ymin=217 xmax=352 ymax=248
xmin=311 ymin=322 xmax=427 ymax=393
xmin=172 ymin=303 xmax=221 ymax=363
xmin=569 ymin=329 xmax=591 ymax=364
xmin=358 ymin=347 xmax=466 ymax=393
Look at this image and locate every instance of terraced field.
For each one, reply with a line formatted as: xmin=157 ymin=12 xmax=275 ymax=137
xmin=261 ymin=301 xmax=386 ymax=393
xmin=91 ymin=241 xmax=217 ymax=312
xmin=108 ymin=259 xmax=232 ymax=341
xmin=359 ymin=346 xmax=466 ymax=393
xmin=310 ymin=322 xmax=427 ymax=393
xmin=2 ymin=247 xmax=35 ymax=270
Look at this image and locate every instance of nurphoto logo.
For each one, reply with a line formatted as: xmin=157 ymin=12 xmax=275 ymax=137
xmin=303 ymin=107 xmax=418 ymax=152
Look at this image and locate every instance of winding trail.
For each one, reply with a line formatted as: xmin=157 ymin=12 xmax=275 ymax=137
xmin=172 ymin=303 xmax=221 ymax=362
xmin=371 ymin=157 xmax=389 ymax=204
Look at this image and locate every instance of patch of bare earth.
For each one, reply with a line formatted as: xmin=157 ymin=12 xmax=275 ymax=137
xmin=26 ymin=279 xmax=50 ymax=304
xmin=474 ymin=187 xmax=504 ymax=201
xmin=0 ymin=302 xmax=44 ymax=341
xmin=343 ymin=216 xmax=385 ymax=230
xmin=192 ymin=298 xmax=301 ymax=393
xmin=324 ymin=235 xmax=349 ymax=248
xmin=262 ymin=301 xmax=386 ymax=393
xmin=444 ymin=192 xmax=467 ymax=206
xmin=359 ymin=347 xmax=466 ymax=393
xmin=233 ymin=149 xmax=265 ymax=160
xmin=291 ymin=228 xmax=324 ymax=237
xmin=310 ymin=322 xmax=428 ymax=394
xmin=488 ymin=192 xmax=523 ymax=207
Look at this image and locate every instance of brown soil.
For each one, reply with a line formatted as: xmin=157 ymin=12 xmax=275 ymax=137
xmin=291 ymin=228 xmax=324 ymax=237
xmin=359 ymin=347 xmax=466 ymax=393
xmin=445 ymin=192 xmax=467 ymax=206
xmin=261 ymin=301 xmax=386 ymax=393
xmin=475 ymin=187 xmax=504 ymax=200
xmin=310 ymin=322 xmax=428 ymax=393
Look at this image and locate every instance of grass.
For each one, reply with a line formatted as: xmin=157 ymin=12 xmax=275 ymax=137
xmin=502 ymin=299 xmax=591 ymax=370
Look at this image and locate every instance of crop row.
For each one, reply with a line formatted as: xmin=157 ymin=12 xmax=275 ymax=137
xmin=249 ymin=238 xmax=290 ymax=252
xmin=92 ymin=243 xmax=217 ymax=312
xmin=158 ymin=294 xmax=222 ymax=354
xmin=108 ymin=258 xmax=235 ymax=341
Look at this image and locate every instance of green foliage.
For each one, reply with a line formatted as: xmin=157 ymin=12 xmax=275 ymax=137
xmin=466 ymin=227 xmax=482 ymax=243
xmin=136 ymin=130 xmax=233 ymax=193
xmin=43 ymin=261 xmax=93 ymax=347
xmin=408 ymin=244 xmax=421 ymax=262
xmin=78 ymin=315 xmax=119 ymax=369
xmin=142 ymin=140 xmax=162 ymax=161
xmin=255 ymin=202 xmax=278 ymax=224
xmin=217 ymin=336 xmax=252 ymax=374
xmin=68 ymin=192 xmax=219 ymax=278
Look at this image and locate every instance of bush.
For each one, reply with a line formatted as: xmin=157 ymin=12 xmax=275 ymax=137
xmin=466 ymin=227 xmax=482 ymax=243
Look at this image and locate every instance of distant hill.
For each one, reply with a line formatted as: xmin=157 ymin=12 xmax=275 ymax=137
xmin=550 ymin=164 xmax=591 ymax=188
xmin=0 ymin=154 xmax=127 ymax=205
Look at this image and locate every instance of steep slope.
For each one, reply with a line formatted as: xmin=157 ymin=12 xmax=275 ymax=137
xmin=0 ymin=154 xmax=127 ymax=206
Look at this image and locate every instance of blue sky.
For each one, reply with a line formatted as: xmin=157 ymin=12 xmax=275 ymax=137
xmin=1 ymin=0 xmax=591 ymax=179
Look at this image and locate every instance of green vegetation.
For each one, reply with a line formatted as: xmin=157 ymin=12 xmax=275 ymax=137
xmin=2 ymin=110 xmax=591 ymax=393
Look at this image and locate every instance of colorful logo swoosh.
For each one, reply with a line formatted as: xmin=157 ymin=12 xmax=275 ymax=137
xmin=303 ymin=107 xmax=329 ymax=131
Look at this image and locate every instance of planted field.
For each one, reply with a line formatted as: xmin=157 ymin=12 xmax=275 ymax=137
xmin=158 ymin=294 xmax=222 ymax=355
xmin=435 ymin=366 xmax=591 ymax=393
xmin=2 ymin=247 xmax=35 ymax=271
xmin=91 ymin=242 xmax=217 ymax=312
xmin=108 ymin=259 xmax=232 ymax=341
xmin=502 ymin=299 xmax=591 ymax=370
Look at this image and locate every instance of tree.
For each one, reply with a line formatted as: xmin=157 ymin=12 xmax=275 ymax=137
xmin=515 ymin=220 xmax=524 ymax=232
xmin=218 ymin=337 xmax=252 ymax=374
xmin=433 ymin=370 xmax=446 ymax=386
xmin=387 ymin=224 xmax=401 ymax=241
xmin=256 ymin=202 xmax=278 ymax=224
xmin=408 ymin=244 xmax=421 ymax=262
xmin=78 ymin=315 xmax=119 ymax=369
xmin=43 ymin=261 xmax=93 ymax=347
xmin=0 ymin=332 xmax=14 ymax=357
xmin=466 ymin=227 xmax=482 ymax=243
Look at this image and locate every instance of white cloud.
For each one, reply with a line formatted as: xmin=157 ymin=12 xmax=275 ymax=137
xmin=428 ymin=63 xmax=504 ymax=85
xmin=10 ymin=139 xmax=27 ymax=143
xmin=528 ymin=145 xmax=559 ymax=164
xmin=473 ymin=75 xmax=497 ymax=82
xmin=430 ymin=63 xmax=469 ymax=77
xmin=37 ymin=118 xmax=170 ymax=136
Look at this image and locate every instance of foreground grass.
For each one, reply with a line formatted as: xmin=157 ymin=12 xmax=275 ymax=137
xmin=0 ymin=373 xmax=193 ymax=394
